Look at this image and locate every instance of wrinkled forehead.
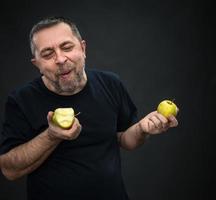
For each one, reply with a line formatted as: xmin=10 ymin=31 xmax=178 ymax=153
xmin=32 ymin=23 xmax=79 ymax=51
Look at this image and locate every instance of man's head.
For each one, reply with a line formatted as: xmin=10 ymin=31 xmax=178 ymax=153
xmin=30 ymin=17 xmax=82 ymax=56
xmin=30 ymin=16 xmax=87 ymax=96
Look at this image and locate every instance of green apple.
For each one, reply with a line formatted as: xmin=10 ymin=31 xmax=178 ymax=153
xmin=157 ymin=100 xmax=178 ymax=118
xmin=52 ymin=108 xmax=75 ymax=129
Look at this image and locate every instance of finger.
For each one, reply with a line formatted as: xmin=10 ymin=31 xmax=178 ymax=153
xmin=71 ymin=124 xmax=82 ymax=140
xmin=61 ymin=118 xmax=81 ymax=138
xmin=147 ymin=111 xmax=158 ymax=118
xmin=47 ymin=111 xmax=54 ymax=123
xmin=177 ymin=107 xmax=180 ymax=113
xmin=168 ymin=115 xmax=178 ymax=127
xmin=147 ymin=120 xmax=155 ymax=132
xmin=66 ymin=125 xmax=82 ymax=140
xmin=155 ymin=113 xmax=169 ymax=127
xmin=67 ymin=118 xmax=80 ymax=131
xmin=149 ymin=116 xmax=163 ymax=129
xmin=72 ymin=119 xmax=81 ymax=133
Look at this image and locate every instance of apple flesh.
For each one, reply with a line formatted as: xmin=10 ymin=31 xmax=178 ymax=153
xmin=52 ymin=108 xmax=75 ymax=129
xmin=157 ymin=100 xmax=178 ymax=118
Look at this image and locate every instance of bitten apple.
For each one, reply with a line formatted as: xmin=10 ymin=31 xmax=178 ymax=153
xmin=157 ymin=100 xmax=178 ymax=118
xmin=52 ymin=108 xmax=75 ymax=129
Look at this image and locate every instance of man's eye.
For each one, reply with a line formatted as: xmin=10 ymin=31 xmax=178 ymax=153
xmin=63 ymin=46 xmax=73 ymax=51
xmin=42 ymin=52 xmax=54 ymax=59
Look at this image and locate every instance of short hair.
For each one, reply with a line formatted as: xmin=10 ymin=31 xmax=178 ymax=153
xmin=29 ymin=16 xmax=82 ymax=56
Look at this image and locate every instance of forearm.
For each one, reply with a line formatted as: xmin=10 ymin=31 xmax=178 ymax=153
xmin=4 ymin=143 xmax=58 ymax=180
xmin=0 ymin=130 xmax=61 ymax=180
xmin=119 ymin=122 xmax=149 ymax=150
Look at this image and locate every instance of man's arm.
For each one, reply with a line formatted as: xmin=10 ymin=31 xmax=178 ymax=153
xmin=0 ymin=130 xmax=61 ymax=180
xmin=0 ymin=112 xmax=82 ymax=180
xmin=117 ymin=123 xmax=149 ymax=151
xmin=118 ymin=111 xmax=178 ymax=150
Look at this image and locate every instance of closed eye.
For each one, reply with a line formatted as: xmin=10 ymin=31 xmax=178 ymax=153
xmin=42 ymin=51 xmax=54 ymax=59
xmin=40 ymin=48 xmax=55 ymax=59
xmin=62 ymin=45 xmax=74 ymax=51
xmin=60 ymin=41 xmax=75 ymax=52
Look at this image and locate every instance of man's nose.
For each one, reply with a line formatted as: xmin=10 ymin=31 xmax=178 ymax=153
xmin=55 ymin=51 xmax=67 ymax=64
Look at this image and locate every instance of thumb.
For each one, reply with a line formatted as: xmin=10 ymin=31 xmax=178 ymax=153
xmin=47 ymin=111 xmax=54 ymax=123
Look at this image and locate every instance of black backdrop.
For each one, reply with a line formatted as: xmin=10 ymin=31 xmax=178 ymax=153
xmin=0 ymin=0 xmax=212 ymax=200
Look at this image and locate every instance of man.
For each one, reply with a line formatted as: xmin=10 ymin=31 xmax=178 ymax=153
xmin=0 ymin=16 xmax=178 ymax=200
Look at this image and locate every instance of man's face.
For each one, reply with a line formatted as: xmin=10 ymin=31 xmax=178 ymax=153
xmin=32 ymin=22 xmax=86 ymax=95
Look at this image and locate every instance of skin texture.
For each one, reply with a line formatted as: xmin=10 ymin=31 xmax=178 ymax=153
xmin=31 ymin=22 xmax=87 ymax=96
xmin=118 ymin=111 xmax=178 ymax=150
xmin=0 ymin=22 xmax=178 ymax=181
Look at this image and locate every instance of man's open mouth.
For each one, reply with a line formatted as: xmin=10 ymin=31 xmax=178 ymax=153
xmin=59 ymin=70 xmax=71 ymax=79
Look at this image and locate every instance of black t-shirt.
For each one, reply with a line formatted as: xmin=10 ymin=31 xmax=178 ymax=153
xmin=0 ymin=69 xmax=137 ymax=200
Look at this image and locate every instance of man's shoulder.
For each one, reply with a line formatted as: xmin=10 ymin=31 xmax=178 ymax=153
xmin=87 ymin=68 xmax=120 ymax=82
xmin=8 ymin=77 xmax=42 ymax=99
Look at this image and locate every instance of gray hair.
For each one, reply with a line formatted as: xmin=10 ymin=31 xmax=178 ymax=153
xmin=29 ymin=16 xmax=82 ymax=56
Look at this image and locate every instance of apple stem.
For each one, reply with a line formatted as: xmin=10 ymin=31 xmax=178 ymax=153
xmin=75 ymin=112 xmax=81 ymax=117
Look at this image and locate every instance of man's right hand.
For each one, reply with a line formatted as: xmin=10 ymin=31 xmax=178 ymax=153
xmin=47 ymin=111 xmax=82 ymax=141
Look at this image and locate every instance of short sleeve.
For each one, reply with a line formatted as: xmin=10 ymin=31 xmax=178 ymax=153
xmin=0 ymin=95 xmax=31 ymax=155
xmin=116 ymin=80 xmax=138 ymax=132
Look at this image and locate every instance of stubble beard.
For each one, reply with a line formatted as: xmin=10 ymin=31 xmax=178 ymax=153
xmin=53 ymin=63 xmax=86 ymax=95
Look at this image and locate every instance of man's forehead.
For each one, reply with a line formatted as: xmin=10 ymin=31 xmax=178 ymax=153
xmin=33 ymin=24 xmax=78 ymax=51
xmin=33 ymin=23 xmax=73 ymax=40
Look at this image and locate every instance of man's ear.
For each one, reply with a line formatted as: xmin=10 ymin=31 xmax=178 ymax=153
xmin=31 ymin=58 xmax=42 ymax=73
xmin=81 ymin=40 xmax=86 ymax=58
xmin=31 ymin=58 xmax=36 ymax=66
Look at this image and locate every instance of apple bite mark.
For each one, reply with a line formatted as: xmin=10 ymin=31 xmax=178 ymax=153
xmin=52 ymin=108 xmax=76 ymax=129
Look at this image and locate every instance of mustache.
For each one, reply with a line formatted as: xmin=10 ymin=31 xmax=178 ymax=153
xmin=57 ymin=64 xmax=75 ymax=75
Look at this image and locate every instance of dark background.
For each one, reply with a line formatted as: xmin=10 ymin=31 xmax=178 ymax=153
xmin=0 ymin=0 xmax=212 ymax=200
